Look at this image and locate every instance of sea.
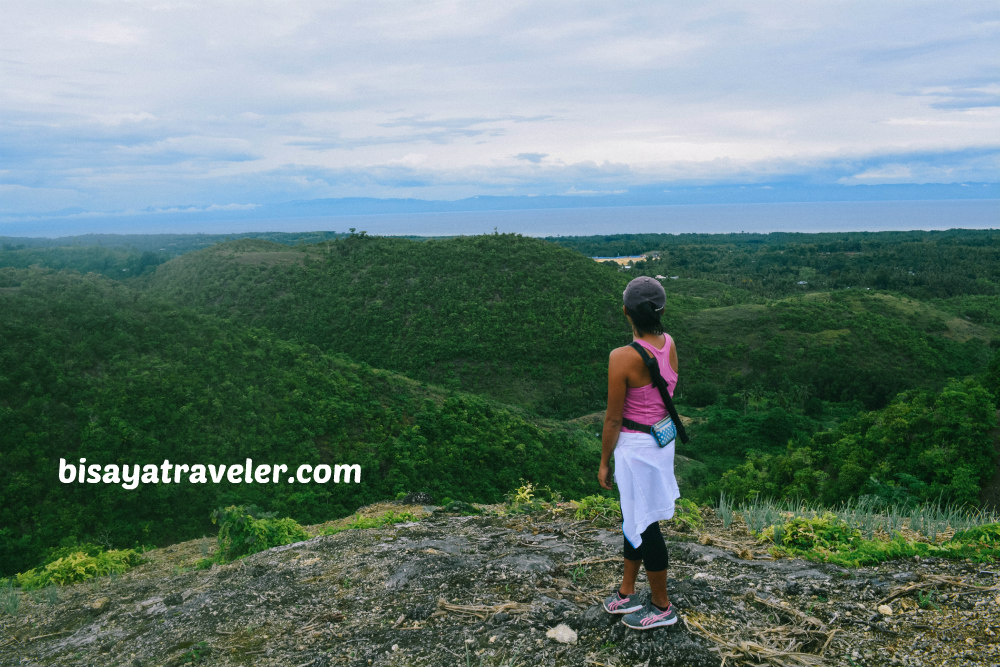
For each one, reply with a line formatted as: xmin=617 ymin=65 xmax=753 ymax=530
xmin=298 ymin=200 xmax=1000 ymax=237
xmin=2 ymin=199 xmax=997 ymax=238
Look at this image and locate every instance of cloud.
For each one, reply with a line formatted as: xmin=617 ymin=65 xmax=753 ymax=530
xmin=834 ymin=147 xmax=1000 ymax=185
xmin=844 ymin=165 xmax=915 ymax=183
xmin=924 ymin=82 xmax=1000 ymax=110
xmin=0 ymin=0 xmax=996 ymax=224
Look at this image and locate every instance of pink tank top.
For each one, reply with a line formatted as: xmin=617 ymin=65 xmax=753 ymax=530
xmin=621 ymin=335 xmax=677 ymax=433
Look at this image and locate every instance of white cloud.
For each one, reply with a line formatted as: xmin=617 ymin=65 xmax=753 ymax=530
xmin=844 ymin=165 xmax=916 ymax=183
xmin=0 ymin=0 xmax=997 ymax=219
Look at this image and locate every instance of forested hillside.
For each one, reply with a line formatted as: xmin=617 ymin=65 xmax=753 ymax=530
xmin=672 ymin=289 xmax=992 ymax=409
xmin=144 ymin=234 xmax=627 ymax=418
xmin=570 ymin=230 xmax=1000 ymax=509
xmin=0 ymin=267 xmax=597 ymax=576
xmin=2 ymin=229 xmax=998 ymax=580
xmin=550 ymin=229 xmax=1000 ymax=301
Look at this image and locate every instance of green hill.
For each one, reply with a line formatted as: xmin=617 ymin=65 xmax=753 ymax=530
xmin=672 ymin=289 xmax=994 ymax=410
xmin=144 ymin=234 xmax=629 ymax=418
xmin=5 ymin=230 xmax=998 ymax=576
xmin=143 ymin=232 xmax=996 ymax=421
xmin=0 ymin=267 xmax=599 ymax=576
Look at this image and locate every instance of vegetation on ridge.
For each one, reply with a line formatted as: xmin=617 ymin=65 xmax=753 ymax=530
xmin=0 ymin=267 xmax=598 ymax=576
xmin=1 ymin=229 xmax=998 ymax=578
xmin=143 ymin=233 xmax=627 ymax=418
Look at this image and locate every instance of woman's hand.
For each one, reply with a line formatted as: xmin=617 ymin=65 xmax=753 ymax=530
xmin=598 ymin=461 xmax=613 ymax=490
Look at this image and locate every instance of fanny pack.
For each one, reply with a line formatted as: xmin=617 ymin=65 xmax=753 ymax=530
xmin=624 ymin=341 xmax=690 ymax=447
xmin=622 ymin=415 xmax=677 ymax=447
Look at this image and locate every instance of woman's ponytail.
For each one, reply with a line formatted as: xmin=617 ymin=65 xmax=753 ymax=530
xmin=626 ymin=300 xmax=664 ymax=335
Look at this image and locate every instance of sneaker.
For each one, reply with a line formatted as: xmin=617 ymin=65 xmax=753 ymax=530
xmin=621 ymin=602 xmax=678 ymax=630
xmin=602 ymin=589 xmax=643 ymax=615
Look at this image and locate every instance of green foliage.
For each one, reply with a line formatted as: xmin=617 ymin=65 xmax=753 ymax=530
xmin=718 ymin=378 xmax=998 ymax=508
xmin=916 ymin=590 xmax=940 ymax=610
xmin=986 ymin=348 xmax=1000 ymax=402
xmin=550 ymin=230 xmax=1000 ymax=301
xmin=178 ymin=641 xmax=211 ymax=665
xmin=146 ymin=234 xmax=626 ymax=418
xmin=0 ymin=231 xmax=350 ymax=278
xmin=318 ymin=510 xmax=417 ymax=536
xmin=673 ymin=291 xmax=991 ymax=411
xmin=745 ymin=501 xmax=1000 ymax=567
xmin=507 ymin=481 xmax=537 ymax=506
xmin=764 ymin=528 xmax=1000 ymax=568
xmin=211 ymin=505 xmax=310 ymax=562
xmin=3 ymin=230 xmax=999 ymax=575
xmin=553 ymin=230 xmax=996 ymax=413
xmin=439 ymin=500 xmax=481 ymax=515
xmin=672 ymin=498 xmax=704 ymax=533
xmin=0 ymin=267 xmax=599 ymax=576
xmin=0 ymin=244 xmax=166 ymax=279
xmin=573 ymin=494 xmax=622 ymax=525
xmin=952 ymin=522 xmax=1000 ymax=545
xmin=761 ymin=513 xmax=862 ymax=551
xmin=503 ymin=481 xmax=565 ymax=515
xmin=16 ymin=548 xmax=144 ymax=590
xmin=39 ymin=540 xmax=107 ymax=566
xmin=716 ymin=493 xmax=736 ymax=529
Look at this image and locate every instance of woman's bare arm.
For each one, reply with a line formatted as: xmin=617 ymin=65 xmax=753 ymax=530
xmin=599 ymin=347 xmax=630 ymax=489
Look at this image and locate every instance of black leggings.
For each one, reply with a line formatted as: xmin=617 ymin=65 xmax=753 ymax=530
xmin=623 ymin=521 xmax=668 ymax=572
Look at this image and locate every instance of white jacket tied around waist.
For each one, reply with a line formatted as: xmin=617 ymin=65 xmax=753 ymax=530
xmin=614 ymin=430 xmax=680 ymax=548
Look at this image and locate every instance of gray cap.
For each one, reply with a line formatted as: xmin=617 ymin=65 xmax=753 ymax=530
xmin=623 ymin=276 xmax=665 ymax=311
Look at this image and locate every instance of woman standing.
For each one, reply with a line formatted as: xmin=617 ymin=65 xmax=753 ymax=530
xmin=599 ymin=276 xmax=680 ymax=630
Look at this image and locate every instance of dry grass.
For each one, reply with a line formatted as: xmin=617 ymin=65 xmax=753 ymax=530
xmin=681 ymin=593 xmax=837 ymax=667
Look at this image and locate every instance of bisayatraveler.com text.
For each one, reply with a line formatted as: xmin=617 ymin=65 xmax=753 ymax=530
xmin=58 ymin=458 xmax=361 ymax=490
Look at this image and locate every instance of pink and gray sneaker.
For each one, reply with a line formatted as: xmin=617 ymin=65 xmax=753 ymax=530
xmin=602 ymin=589 xmax=643 ymax=615
xmin=621 ymin=601 xmax=678 ymax=630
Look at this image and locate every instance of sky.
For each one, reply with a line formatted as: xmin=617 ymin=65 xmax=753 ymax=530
xmin=1 ymin=1 xmax=998 ymax=233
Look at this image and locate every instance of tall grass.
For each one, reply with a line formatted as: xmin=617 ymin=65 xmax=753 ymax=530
xmin=1 ymin=579 xmax=19 ymax=616
xmin=718 ymin=493 xmax=999 ymax=543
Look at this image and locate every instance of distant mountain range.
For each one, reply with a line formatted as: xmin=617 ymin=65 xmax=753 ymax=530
xmin=3 ymin=183 xmax=997 ymax=235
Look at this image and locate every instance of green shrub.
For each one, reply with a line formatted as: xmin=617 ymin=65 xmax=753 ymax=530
xmin=40 ymin=541 xmax=106 ymax=565
xmin=178 ymin=640 xmax=211 ymax=665
xmin=763 ymin=513 xmax=862 ymax=551
xmin=573 ymin=494 xmax=621 ymax=525
xmin=212 ymin=505 xmax=310 ymax=562
xmin=16 ymin=548 xmax=144 ymax=590
xmin=504 ymin=481 xmax=563 ymax=515
xmin=952 ymin=522 xmax=1000 ymax=545
xmin=319 ymin=511 xmax=416 ymax=536
xmin=673 ymin=498 xmax=704 ymax=533
xmin=439 ymin=500 xmax=481 ymax=515
xmin=755 ymin=513 xmax=1000 ymax=567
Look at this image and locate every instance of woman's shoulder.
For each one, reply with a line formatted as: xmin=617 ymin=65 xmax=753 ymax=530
xmin=610 ymin=344 xmax=636 ymax=358
xmin=609 ymin=343 xmax=646 ymax=365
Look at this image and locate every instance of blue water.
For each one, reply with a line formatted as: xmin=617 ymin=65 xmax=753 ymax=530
xmin=310 ymin=200 xmax=1000 ymax=237
xmin=2 ymin=199 xmax=997 ymax=238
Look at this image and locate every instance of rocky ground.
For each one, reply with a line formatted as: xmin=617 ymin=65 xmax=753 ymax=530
xmin=3 ymin=502 xmax=1000 ymax=667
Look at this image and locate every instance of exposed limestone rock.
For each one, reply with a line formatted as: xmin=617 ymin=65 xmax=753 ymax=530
xmin=2 ymin=504 xmax=999 ymax=666
xmin=545 ymin=623 xmax=577 ymax=644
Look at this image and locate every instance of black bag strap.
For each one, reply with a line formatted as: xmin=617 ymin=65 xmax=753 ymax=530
xmin=629 ymin=342 xmax=689 ymax=444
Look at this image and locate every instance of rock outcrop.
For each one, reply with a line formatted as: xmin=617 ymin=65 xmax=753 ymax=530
xmin=3 ymin=503 xmax=998 ymax=666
